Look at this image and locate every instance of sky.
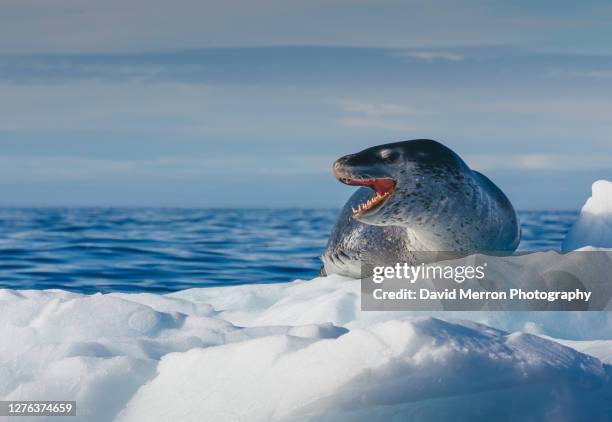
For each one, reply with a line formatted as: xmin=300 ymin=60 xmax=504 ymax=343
xmin=0 ymin=0 xmax=611 ymax=209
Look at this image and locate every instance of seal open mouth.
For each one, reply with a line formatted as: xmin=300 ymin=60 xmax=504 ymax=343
xmin=339 ymin=178 xmax=397 ymax=216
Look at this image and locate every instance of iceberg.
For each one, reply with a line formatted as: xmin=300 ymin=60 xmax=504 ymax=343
xmin=3 ymin=274 xmax=612 ymax=421
xmin=117 ymin=318 xmax=612 ymax=422
xmin=1 ymin=180 xmax=612 ymax=421
xmin=563 ymin=180 xmax=612 ymax=251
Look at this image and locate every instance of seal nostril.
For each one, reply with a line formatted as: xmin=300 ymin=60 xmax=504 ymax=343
xmin=333 ymin=159 xmax=348 ymax=176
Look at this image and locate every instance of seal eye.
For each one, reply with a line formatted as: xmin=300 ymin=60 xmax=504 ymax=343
xmin=379 ymin=149 xmax=399 ymax=164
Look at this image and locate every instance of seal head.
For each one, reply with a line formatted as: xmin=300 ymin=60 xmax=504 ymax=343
xmin=333 ymin=139 xmax=471 ymax=227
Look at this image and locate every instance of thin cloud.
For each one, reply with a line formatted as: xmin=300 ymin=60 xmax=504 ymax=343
xmin=1 ymin=0 xmax=610 ymax=53
xmin=0 ymin=155 xmax=331 ymax=182
xmin=337 ymin=100 xmax=428 ymax=131
xmin=545 ymin=68 xmax=612 ymax=79
xmin=394 ymin=51 xmax=465 ymax=61
xmin=466 ymin=153 xmax=612 ymax=171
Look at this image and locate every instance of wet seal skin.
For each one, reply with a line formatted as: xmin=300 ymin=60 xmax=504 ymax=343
xmin=321 ymin=139 xmax=520 ymax=278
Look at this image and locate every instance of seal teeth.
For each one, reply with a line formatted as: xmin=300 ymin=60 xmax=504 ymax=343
xmin=352 ymin=191 xmax=392 ymax=215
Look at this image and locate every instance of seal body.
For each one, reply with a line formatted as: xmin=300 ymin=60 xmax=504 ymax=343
xmin=322 ymin=139 xmax=520 ymax=278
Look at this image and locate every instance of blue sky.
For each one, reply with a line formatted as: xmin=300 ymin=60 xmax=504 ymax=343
xmin=0 ymin=1 xmax=611 ymax=209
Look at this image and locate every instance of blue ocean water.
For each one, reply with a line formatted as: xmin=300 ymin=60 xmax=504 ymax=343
xmin=0 ymin=208 xmax=578 ymax=293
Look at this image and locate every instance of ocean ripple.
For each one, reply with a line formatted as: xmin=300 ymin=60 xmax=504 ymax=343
xmin=0 ymin=208 xmax=577 ymax=293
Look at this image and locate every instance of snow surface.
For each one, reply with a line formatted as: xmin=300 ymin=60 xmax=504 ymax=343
xmin=3 ymin=275 xmax=612 ymax=422
xmin=1 ymin=179 xmax=612 ymax=421
xmin=563 ymin=179 xmax=612 ymax=251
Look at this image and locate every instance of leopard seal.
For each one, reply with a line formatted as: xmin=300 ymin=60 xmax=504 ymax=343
xmin=321 ymin=139 xmax=520 ymax=277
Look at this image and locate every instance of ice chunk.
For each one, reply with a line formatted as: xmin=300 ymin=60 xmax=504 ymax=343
xmin=117 ymin=318 xmax=612 ymax=422
xmin=563 ymin=180 xmax=612 ymax=251
xmin=0 ymin=288 xmax=348 ymax=422
xmin=2 ymin=280 xmax=612 ymax=422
